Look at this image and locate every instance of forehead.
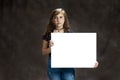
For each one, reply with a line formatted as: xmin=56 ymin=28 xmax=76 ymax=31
xmin=56 ymin=12 xmax=64 ymax=16
xmin=54 ymin=11 xmax=64 ymax=16
xmin=54 ymin=12 xmax=64 ymax=17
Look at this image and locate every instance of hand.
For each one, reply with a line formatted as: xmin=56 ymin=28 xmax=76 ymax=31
xmin=94 ymin=61 xmax=99 ymax=68
xmin=49 ymin=40 xmax=54 ymax=47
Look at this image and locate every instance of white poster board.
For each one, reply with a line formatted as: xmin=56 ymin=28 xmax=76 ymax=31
xmin=51 ymin=33 xmax=97 ymax=68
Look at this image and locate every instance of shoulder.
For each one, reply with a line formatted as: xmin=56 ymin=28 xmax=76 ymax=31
xmin=68 ymin=29 xmax=73 ymax=33
xmin=42 ymin=32 xmax=51 ymax=41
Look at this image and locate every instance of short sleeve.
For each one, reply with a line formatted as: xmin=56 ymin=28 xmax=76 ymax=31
xmin=42 ymin=33 xmax=51 ymax=41
xmin=68 ymin=29 xmax=73 ymax=33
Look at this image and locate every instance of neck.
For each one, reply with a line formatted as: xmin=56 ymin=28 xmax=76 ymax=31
xmin=55 ymin=28 xmax=64 ymax=32
xmin=56 ymin=28 xmax=63 ymax=30
xmin=56 ymin=26 xmax=63 ymax=30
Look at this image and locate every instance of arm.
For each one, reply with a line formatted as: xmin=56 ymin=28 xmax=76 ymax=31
xmin=42 ymin=40 xmax=51 ymax=55
xmin=42 ymin=40 xmax=54 ymax=55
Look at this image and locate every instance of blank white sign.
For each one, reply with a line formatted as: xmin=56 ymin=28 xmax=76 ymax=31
xmin=51 ymin=33 xmax=96 ymax=68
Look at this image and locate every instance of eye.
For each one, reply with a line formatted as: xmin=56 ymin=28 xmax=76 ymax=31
xmin=54 ymin=16 xmax=57 ymax=19
xmin=60 ymin=16 xmax=63 ymax=18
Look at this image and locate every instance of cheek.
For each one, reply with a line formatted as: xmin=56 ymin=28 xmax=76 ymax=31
xmin=52 ymin=19 xmax=56 ymax=24
xmin=52 ymin=20 xmax=58 ymax=26
xmin=62 ymin=17 xmax=65 ymax=22
xmin=62 ymin=19 xmax=65 ymax=23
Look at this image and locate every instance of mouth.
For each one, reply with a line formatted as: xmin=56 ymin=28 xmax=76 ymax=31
xmin=57 ymin=23 xmax=61 ymax=25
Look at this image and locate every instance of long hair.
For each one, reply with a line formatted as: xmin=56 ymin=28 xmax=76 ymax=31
xmin=45 ymin=8 xmax=70 ymax=34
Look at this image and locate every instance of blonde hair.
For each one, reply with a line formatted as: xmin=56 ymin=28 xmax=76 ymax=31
xmin=45 ymin=8 xmax=70 ymax=34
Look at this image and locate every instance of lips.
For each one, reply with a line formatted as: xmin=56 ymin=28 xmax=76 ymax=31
xmin=56 ymin=22 xmax=60 ymax=24
xmin=56 ymin=23 xmax=61 ymax=27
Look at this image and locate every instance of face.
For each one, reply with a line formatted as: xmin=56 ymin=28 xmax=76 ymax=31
xmin=52 ymin=12 xmax=65 ymax=29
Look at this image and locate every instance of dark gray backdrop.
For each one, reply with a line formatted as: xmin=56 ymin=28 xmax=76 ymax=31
xmin=0 ymin=0 xmax=120 ymax=80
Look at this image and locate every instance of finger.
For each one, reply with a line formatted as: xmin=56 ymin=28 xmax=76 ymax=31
xmin=49 ymin=42 xmax=54 ymax=47
xmin=94 ymin=61 xmax=98 ymax=68
xmin=50 ymin=40 xmax=54 ymax=46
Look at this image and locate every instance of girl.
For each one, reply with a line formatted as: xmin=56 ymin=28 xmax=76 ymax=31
xmin=42 ymin=8 xmax=98 ymax=80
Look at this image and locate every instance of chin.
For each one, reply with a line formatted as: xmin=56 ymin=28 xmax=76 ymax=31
xmin=57 ymin=25 xmax=63 ymax=28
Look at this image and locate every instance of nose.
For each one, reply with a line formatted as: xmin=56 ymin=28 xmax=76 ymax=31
xmin=56 ymin=17 xmax=60 ymax=22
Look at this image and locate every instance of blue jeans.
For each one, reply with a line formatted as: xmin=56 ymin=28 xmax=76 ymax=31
xmin=47 ymin=56 xmax=75 ymax=80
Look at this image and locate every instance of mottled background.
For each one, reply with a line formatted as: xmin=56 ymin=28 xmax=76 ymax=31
xmin=0 ymin=0 xmax=120 ymax=80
